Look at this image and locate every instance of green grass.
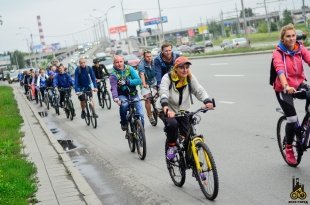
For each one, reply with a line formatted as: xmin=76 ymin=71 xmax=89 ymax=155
xmin=0 ymin=86 xmax=37 ymax=204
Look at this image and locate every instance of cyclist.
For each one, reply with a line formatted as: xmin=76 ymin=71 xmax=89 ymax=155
xmin=74 ymin=58 xmax=98 ymax=119
xmin=92 ymin=58 xmax=110 ymax=106
xmin=138 ymin=50 xmax=157 ymax=125
xmin=109 ymin=55 xmax=144 ymax=131
xmin=53 ymin=64 xmax=74 ymax=108
xmin=160 ymin=56 xmax=214 ymax=160
xmin=36 ymin=68 xmax=48 ymax=99
xmin=46 ymin=71 xmax=57 ymax=104
xmin=23 ymin=69 xmax=32 ymax=95
xmin=272 ymin=23 xmax=310 ymax=165
xmin=154 ymin=43 xmax=180 ymax=86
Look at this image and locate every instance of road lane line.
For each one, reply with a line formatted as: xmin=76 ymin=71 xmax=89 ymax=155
xmin=209 ymin=63 xmax=228 ymax=66
xmin=219 ymin=101 xmax=235 ymax=104
xmin=214 ymin=74 xmax=245 ymax=77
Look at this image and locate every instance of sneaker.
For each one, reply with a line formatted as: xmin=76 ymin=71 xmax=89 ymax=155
xmin=81 ymin=111 xmax=86 ymax=119
xmin=166 ymin=146 xmax=177 ymax=160
xmin=121 ymin=123 xmax=128 ymax=131
xmin=200 ymin=173 xmax=206 ymax=181
xmin=285 ymin=145 xmax=297 ymax=165
xmin=149 ymin=115 xmax=156 ymax=125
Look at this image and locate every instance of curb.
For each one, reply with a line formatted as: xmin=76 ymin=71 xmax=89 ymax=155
xmin=15 ymin=87 xmax=102 ymax=205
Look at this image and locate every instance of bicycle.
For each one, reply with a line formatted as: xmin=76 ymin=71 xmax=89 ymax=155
xmin=122 ymin=97 xmax=147 ymax=160
xmin=80 ymin=90 xmax=97 ymax=128
xmin=97 ymin=76 xmax=112 ymax=110
xmin=44 ymin=87 xmax=53 ymax=110
xmin=146 ymin=86 xmax=159 ymax=126
xmin=164 ymin=103 xmax=219 ymax=200
xmin=52 ymin=89 xmax=60 ymax=115
xmin=37 ymin=87 xmax=44 ymax=107
xmin=59 ymin=87 xmax=75 ymax=121
xmin=276 ymin=90 xmax=310 ymax=167
xmin=26 ymin=85 xmax=33 ymax=101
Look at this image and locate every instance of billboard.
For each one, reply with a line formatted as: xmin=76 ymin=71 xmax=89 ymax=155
xmin=109 ymin=25 xmax=127 ymax=34
xmin=125 ymin=11 xmax=146 ymax=22
xmin=0 ymin=55 xmax=10 ymax=66
xmin=144 ymin=16 xmax=168 ymax=26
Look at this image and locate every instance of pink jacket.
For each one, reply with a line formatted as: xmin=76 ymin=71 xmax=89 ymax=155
xmin=273 ymin=44 xmax=310 ymax=92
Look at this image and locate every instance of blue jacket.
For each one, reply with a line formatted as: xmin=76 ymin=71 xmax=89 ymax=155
xmin=74 ymin=66 xmax=97 ymax=92
xmin=53 ymin=72 xmax=73 ymax=88
xmin=138 ymin=59 xmax=157 ymax=85
xmin=154 ymin=52 xmax=179 ymax=85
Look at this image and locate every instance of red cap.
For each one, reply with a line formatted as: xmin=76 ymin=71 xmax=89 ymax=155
xmin=174 ymin=56 xmax=192 ymax=67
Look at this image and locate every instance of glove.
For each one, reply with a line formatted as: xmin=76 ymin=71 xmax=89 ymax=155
xmin=118 ymin=79 xmax=126 ymax=86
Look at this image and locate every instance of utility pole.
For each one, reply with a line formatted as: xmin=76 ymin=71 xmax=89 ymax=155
xmin=302 ymin=0 xmax=307 ymax=27
xmin=220 ymin=10 xmax=226 ymax=37
xmin=235 ymin=4 xmax=241 ymax=35
xmin=241 ymin=0 xmax=248 ymax=36
xmin=158 ymin=0 xmax=165 ymax=43
xmin=120 ymin=0 xmax=130 ymax=53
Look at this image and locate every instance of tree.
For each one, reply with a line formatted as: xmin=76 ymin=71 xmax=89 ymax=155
xmin=282 ymin=9 xmax=293 ymax=26
xmin=240 ymin=8 xmax=254 ymax=18
xmin=8 ymin=50 xmax=25 ymax=69
xmin=257 ymin=22 xmax=268 ymax=33
xmin=208 ymin=21 xmax=222 ymax=38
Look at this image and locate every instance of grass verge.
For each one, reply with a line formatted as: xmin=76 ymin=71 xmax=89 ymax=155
xmin=0 ymin=86 xmax=37 ymax=204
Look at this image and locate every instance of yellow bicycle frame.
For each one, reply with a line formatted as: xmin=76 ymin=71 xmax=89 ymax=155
xmin=191 ymin=137 xmax=212 ymax=173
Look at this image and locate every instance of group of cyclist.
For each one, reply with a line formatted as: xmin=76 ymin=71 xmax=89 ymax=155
xmin=19 ymin=23 xmax=308 ymax=167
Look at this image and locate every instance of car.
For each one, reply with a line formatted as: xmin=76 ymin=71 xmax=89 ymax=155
xmin=172 ymin=47 xmax=183 ymax=56
xmin=205 ymin=40 xmax=213 ymax=47
xmin=220 ymin=39 xmax=231 ymax=48
xmin=231 ymin=38 xmax=250 ymax=48
xmin=124 ymin=54 xmax=141 ymax=69
xmin=177 ymin=45 xmax=192 ymax=53
xmin=8 ymin=70 xmax=19 ymax=83
xmin=151 ymin=47 xmax=160 ymax=56
xmin=115 ymin=49 xmax=123 ymax=55
xmin=190 ymin=45 xmax=205 ymax=53
xmin=296 ymin=29 xmax=307 ymax=41
xmin=131 ymin=50 xmax=142 ymax=58
xmin=100 ymin=56 xmax=114 ymax=74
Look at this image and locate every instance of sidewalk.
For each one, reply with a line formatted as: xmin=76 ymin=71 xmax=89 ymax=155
xmin=13 ymin=85 xmax=102 ymax=205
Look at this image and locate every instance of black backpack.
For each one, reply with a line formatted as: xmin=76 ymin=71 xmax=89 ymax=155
xmin=269 ymin=58 xmax=277 ymax=86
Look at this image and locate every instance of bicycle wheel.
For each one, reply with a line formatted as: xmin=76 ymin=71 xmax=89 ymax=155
xmin=65 ymin=101 xmax=70 ymax=119
xmin=98 ymin=91 xmax=104 ymax=108
xmin=90 ymin=104 xmax=97 ymax=128
xmin=85 ymin=103 xmax=90 ymax=126
xmin=104 ymin=91 xmax=112 ymax=110
xmin=27 ymin=90 xmax=32 ymax=101
xmin=127 ymin=125 xmax=135 ymax=153
xmin=193 ymin=141 xmax=219 ymax=200
xmin=68 ymin=100 xmax=75 ymax=121
xmin=39 ymin=93 xmax=43 ymax=107
xmin=45 ymin=95 xmax=49 ymax=110
xmin=135 ymin=120 xmax=146 ymax=160
xmin=165 ymin=140 xmax=186 ymax=187
xmin=276 ymin=116 xmax=302 ymax=167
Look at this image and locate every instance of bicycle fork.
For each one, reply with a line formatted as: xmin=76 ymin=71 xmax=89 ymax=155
xmin=191 ymin=137 xmax=212 ymax=173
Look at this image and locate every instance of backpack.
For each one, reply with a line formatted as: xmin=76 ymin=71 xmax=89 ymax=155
xmin=168 ymin=72 xmax=193 ymax=104
xmin=269 ymin=58 xmax=277 ymax=86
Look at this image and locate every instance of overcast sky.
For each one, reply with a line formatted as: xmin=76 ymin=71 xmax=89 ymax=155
xmin=0 ymin=0 xmax=306 ymax=53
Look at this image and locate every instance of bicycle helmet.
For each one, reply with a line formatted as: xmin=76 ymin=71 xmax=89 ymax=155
xmin=93 ymin=58 xmax=100 ymax=64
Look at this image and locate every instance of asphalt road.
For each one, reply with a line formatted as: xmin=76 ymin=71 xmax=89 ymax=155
xmin=26 ymin=53 xmax=310 ymax=205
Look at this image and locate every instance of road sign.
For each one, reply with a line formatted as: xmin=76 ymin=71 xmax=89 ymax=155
xmin=109 ymin=25 xmax=127 ymax=34
xmin=144 ymin=16 xmax=168 ymax=26
xmin=198 ymin=26 xmax=208 ymax=34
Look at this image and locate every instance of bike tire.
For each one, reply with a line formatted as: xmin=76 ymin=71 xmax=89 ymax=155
xmin=135 ymin=120 xmax=146 ymax=160
xmin=99 ymin=91 xmax=104 ymax=108
xmin=127 ymin=127 xmax=135 ymax=153
xmin=27 ymin=90 xmax=32 ymax=101
xmin=65 ymin=101 xmax=70 ymax=119
xmin=39 ymin=94 xmax=43 ymax=107
xmin=104 ymin=91 xmax=112 ymax=110
xmin=165 ymin=140 xmax=186 ymax=187
xmin=151 ymin=104 xmax=158 ymax=126
xmin=193 ymin=141 xmax=219 ymax=200
xmin=45 ymin=96 xmax=50 ymax=110
xmin=276 ymin=116 xmax=302 ymax=167
xmin=90 ymin=105 xmax=97 ymax=128
xmin=85 ymin=103 xmax=90 ymax=126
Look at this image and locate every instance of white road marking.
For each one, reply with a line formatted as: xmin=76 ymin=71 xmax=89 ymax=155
xmin=219 ymin=101 xmax=236 ymax=104
xmin=214 ymin=74 xmax=245 ymax=77
xmin=209 ymin=63 xmax=228 ymax=66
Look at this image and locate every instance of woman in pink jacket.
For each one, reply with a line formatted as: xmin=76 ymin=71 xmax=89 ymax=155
xmin=273 ymin=23 xmax=310 ymax=165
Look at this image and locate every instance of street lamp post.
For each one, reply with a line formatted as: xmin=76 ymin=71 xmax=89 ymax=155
xmin=120 ymin=0 xmax=130 ymax=53
xmin=158 ymin=0 xmax=165 ymax=43
xmin=93 ymin=6 xmax=116 ymax=42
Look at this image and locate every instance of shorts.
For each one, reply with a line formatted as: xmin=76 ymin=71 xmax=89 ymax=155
xmin=78 ymin=91 xmax=92 ymax=101
xmin=141 ymin=83 xmax=157 ymax=97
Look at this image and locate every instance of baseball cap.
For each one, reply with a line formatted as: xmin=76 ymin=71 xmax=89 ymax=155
xmin=174 ymin=56 xmax=192 ymax=67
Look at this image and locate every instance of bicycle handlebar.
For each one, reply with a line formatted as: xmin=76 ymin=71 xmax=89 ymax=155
xmin=121 ymin=98 xmax=145 ymax=105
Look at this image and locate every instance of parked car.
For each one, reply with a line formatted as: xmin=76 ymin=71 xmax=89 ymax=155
xmin=124 ymin=54 xmax=141 ymax=69
xmin=177 ymin=45 xmax=192 ymax=53
xmin=220 ymin=39 xmax=231 ymax=48
xmin=8 ymin=70 xmax=19 ymax=84
xmin=172 ymin=47 xmax=183 ymax=56
xmin=205 ymin=40 xmax=213 ymax=47
xmin=190 ymin=45 xmax=205 ymax=53
xmin=296 ymin=29 xmax=307 ymax=41
xmin=231 ymin=38 xmax=250 ymax=48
